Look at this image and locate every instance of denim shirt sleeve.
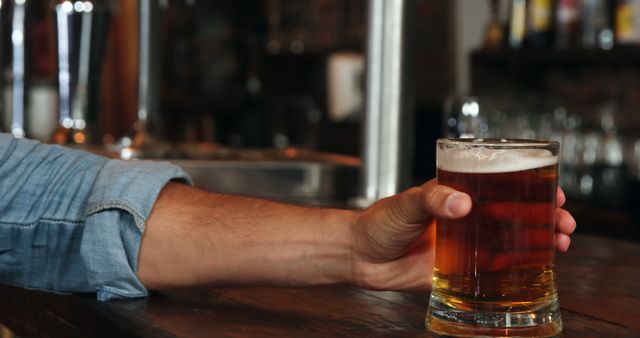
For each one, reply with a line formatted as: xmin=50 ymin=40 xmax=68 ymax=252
xmin=0 ymin=134 xmax=192 ymax=301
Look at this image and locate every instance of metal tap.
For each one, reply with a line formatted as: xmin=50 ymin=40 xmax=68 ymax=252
xmin=361 ymin=0 xmax=411 ymax=204
xmin=10 ymin=0 xmax=26 ymax=138
xmin=118 ymin=0 xmax=160 ymax=160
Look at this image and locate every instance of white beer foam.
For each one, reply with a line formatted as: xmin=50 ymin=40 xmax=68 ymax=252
xmin=437 ymin=147 xmax=558 ymax=173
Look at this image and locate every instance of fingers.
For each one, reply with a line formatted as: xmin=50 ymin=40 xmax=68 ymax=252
xmin=556 ymin=187 xmax=566 ymax=208
xmin=555 ymin=233 xmax=571 ymax=252
xmin=555 ymin=207 xmax=575 ymax=252
xmin=555 ymin=189 xmax=575 ymax=253
xmin=555 ymin=208 xmax=576 ymax=236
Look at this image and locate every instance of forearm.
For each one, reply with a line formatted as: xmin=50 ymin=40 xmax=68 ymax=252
xmin=137 ymin=182 xmax=357 ymax=290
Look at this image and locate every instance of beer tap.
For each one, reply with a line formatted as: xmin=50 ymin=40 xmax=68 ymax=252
xmin=118 ymin=0 xmax=162 ymax=160
xmin=360 ymin=0 xmax=411 ymax=205
xmin=10 ymin=0 xmax=26 ymax=138
xmin=54 ymin=0 xmax=94 ymax=144
xmin=71 ymin=0 xmax=93 ymax=142
xmin=54 ymin=1 xmax=73 ymax=141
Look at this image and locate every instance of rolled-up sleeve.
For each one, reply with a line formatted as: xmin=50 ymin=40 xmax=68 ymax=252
xmin=82 ymin=160 xmax=192 ymax=301
xmin=0 ymin=134 xmax=192 ymax=301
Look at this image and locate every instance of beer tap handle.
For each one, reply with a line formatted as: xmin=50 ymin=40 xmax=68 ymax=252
xmin=117 ymin=0 xmax=161 ymax=159
xmin=71 ymin=2 xmax=94 ymax=136
xmin=55 ymin=1 xmax=73 ymax=131
xmin=10 ymin=0 xmax=26 ymax=138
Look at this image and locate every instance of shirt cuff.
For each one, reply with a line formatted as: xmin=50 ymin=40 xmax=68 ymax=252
xmin=80 ymin=159 xmax=192 ymax=301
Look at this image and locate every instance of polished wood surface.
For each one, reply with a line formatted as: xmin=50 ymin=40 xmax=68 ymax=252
xmin=0 ymin=233 xmax=638 ymax=337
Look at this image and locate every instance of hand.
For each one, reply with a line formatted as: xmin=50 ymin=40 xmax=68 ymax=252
xmin=348 ymin=179 xmax=576 ymax=291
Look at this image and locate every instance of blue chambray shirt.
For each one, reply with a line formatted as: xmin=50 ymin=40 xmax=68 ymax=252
xmin=0 ymin=134 xmax=192 ymax=301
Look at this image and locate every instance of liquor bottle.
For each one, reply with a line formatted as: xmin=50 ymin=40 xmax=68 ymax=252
xmin=556 ymin=0 xmax=582 ymax=49
xmin=616 ymin=0 xmax=640 ymax=45
xmin=29 ymin=0 xmax=58 ymax=141
xmin=527 ymin=0 xmax=555 ymax=48
xmin=484 ymin=0 xmax=505 ymax=50
xmin=509 ymin=0 xmax=528 ymax=49
xmin=582 ymin=0 xmax=614 ymax=49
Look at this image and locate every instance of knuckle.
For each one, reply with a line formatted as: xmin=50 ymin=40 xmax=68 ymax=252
xmin=424 ymin=186 xmax=448 ymax=213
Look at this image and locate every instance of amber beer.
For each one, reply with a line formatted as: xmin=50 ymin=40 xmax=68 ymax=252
xmin=426 ymin=139 xmax=562 ymax=337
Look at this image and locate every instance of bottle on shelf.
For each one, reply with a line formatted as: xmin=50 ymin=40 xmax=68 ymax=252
xmin=555 ymin=0 xmax=582 ymax=49
xmin=527 ymin=0 xmax=555 ymax=48
xmin=508 ymin=0 xmax=528 ymax=49
xmin=615 ymin=0 xmax=640 ymax=45
xmin=582 ymin=0 xmax=614 ymax=49
xmin=483 ymin=0 xmax=505 ymax=50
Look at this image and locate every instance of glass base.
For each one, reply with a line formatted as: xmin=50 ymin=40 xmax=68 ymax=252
xmin=425 ymin=294 xmax=562 ymax=337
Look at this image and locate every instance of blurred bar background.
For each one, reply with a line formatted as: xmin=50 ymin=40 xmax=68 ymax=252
xmin=0 ymin=0 xmax=638 ymax=243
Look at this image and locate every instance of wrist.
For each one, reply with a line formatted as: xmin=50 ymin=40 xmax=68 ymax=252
xmin=343 ymin=208 xmax=373 ymax=288
xmin=319 ymin=208 xmax=359 ymax=285
xmin=231 ymin=206 xmax=359 ymax=287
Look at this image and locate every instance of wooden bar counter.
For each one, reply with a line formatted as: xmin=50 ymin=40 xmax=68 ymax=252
xmin=0 ymin=233 xmax=638 ymax=337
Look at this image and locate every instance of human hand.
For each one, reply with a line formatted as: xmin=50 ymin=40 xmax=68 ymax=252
xmin=348 ymin=179 xmax=576 ymax=291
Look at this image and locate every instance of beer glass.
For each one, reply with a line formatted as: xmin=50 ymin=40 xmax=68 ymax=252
xmin=426 ymin=138 xmax=562 ymax=337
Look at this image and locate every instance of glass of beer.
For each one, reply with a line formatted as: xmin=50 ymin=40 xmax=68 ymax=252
xmin=426 ymin=138 xmax=562 ymax=337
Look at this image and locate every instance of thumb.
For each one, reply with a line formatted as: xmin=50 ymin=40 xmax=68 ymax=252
xmin=388 ymin=180 xmax=472 ymax=225
xmin=354 ymin=180 xmax=472 ymax=261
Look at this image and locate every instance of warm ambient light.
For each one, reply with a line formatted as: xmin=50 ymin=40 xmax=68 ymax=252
xmin=285 ymin=148 xmax=297 ymax=158
xmin=73 ymin=132 xmax=85 ymax=144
